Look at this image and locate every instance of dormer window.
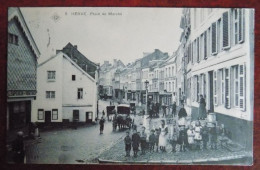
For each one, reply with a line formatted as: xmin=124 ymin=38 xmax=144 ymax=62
xmin=8 ymin=33 xmax=18 ymax=45
xmin=47 ymin=71 xmax=56 ymax=81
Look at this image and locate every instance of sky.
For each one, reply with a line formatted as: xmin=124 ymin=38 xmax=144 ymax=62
xmin=21 ymin=7 xmax=183 ymax=65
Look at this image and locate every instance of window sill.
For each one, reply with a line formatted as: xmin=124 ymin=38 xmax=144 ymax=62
xmin=47 ymin=79 xmax=56 ymax=82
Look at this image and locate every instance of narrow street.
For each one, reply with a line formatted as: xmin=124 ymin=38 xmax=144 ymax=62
xmin=25 ymin=100 xmax=124 ymax=164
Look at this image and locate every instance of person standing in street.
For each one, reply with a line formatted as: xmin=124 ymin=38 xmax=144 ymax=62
xmin=201 ymin=123 xmax=209 ymax=150
xmin=198 ymin=94 xmax=207 ymax=120
xmin=124 ymin=131 xmax=132 ymax=157
xmin=169 ymin=120 xmax=179 ymax=152
xmin=187 ymin=125 xmax=195 ymax=151
xmin=162 ymin=103 xmax=167 ymax=117
xmin=140 ymin=126 xmax=147 ymax=155
xmin=178 ymin=104 xmax=187 ymax=119
xmin=148 ymin=129 xmax=156 ymax=152
xmin=12 ymin=131 xmax=25 ymax=164
xmin=172 ymin=92 xmax=177 ymax=104
xmin=159 ymin=120 xmax=168 ymax=152
xmin=172 ymin=101 xmax=177 ymax=117
xmin=209 ymin=123 xmax=217 ymax=150
xmin=132 ymin=129 xmax=140 ymax=158
xmin=99 ymin=116 xmax=105 ymax=134
xmin=194 ymin=121 xmax=202 ymax=150
xmin=180 ymin=92 xmax=186 ymax=105
xmin=178 ymin=126 xmax=188 ymax=152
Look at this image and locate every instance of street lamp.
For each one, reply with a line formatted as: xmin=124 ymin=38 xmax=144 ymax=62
xmin=145 ymin=80 xmax=149 ymax=115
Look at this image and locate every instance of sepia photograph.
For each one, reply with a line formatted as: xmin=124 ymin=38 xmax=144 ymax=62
xmin=6 ymin=7 xmax=254 ymax=165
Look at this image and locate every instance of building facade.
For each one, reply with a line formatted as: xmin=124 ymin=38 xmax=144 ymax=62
xmin=32 ymin=51 xmax=98 ymax=124
xmin=7 ymin=8 xmax=40 ymax=131
xmin=183 ymin=8 xmax=254 ymax=148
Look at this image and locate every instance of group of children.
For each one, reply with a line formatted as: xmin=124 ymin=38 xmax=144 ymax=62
xmin=124 ymin=119 xmax=229 ymax=157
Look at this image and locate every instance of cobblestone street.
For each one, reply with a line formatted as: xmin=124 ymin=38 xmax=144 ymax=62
xmin=25 ymin=100 xmax=126 ymax=164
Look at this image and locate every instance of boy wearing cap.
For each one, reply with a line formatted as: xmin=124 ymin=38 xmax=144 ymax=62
xmin=124 ymin=131 xmax=132 ymax=157
xmin=149 ymin=129 xmax=156 ymax=152
xmin=132 ymin=129 xmax=140 ymax=157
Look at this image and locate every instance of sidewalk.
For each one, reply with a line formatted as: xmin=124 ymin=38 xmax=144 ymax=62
xmin=98 ymin=109 xmax=252 ymax=164
xmin=98 ymin=134 xmax=252 ymax=164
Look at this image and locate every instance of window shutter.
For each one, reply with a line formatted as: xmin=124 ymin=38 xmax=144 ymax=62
xmin=222 ymin=11 xmax=231 ymax=49
xmin=197 ymin=37 xmax=200 ymax=63
xmin=204 ymin=31 xmax=207 ymax=59
xmin=213 ymin=71 xmax=218 ymax=106
xmin=225 ymin=68 xmax=231 ymax=108
xmin=238 ymin=9 xmax=245 ymax=43
xmin=211 ymin=22 xmax=217 ymax=55
xmin=239 ymin=64 xmax=246 ymax=111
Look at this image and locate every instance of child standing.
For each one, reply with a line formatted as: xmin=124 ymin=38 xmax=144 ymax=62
xmin=187 ymin=125 xmax=195 ymax=151
xmin=178 ymin=126 xmax=188 ymax=152
xmin=149 ymin=129 xmax=156 ymax=152
xmin=209 ymin=123 xmax=217 ymax=150
xmin=132 ymin=129 xmax=140 ymax=157
xmin=140 ymin=126 xmax=147 ymax=155
xmin=201 ymin=123 xmax=209 ymax=150
xmin=169 ymin=120 xmax=179 ymax=152
xmin=194 ymin=121 xmax=202 ymax=150
xmin=124 ymin=131 xmax=132 ymax=157
xmin=155 ymin=128 xmax=160 ymax=152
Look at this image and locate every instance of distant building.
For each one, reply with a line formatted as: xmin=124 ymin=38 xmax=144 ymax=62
xmin=32 ymin=51 xmax=98 ymax=124
xmin=7 ymin=8 xmax=40 ymax=131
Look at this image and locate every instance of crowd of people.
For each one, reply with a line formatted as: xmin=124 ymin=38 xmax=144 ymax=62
xmin=123 ymin=94 xmax=230 ymax=158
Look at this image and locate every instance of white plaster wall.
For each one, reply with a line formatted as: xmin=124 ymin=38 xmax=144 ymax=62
xmin=62 ymin=56 xmax=97 ymax=121
xmin=32 ymin=53 xmax=63 ymax=122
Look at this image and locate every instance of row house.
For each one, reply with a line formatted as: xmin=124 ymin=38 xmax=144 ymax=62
xmin=181 ymin=8 xmax=254 ymax=148
xmin=99 ymin=59 xmax=125 ymax=98
xmin=7 ymin=8 xmax=41 ymax=132
xmin=32 ymin=44 xmax=99 ymax=124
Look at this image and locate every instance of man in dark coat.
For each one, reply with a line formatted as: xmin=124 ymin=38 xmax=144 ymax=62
xmin=99 ymin=117 xmax=105 ymax=134
xmin=12 ymin=131 xmax=25 ymax=163
xmin=178 ymin=104 xmax=187 ymax=118
xmin=132 ymin=129 xmax=140 ymax=157
xmin=172 ymin=102 xmax=177 ymax=117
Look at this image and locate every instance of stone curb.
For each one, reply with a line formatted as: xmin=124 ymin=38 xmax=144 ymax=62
xmin=98 ymin=154 xmax=249 ymax=164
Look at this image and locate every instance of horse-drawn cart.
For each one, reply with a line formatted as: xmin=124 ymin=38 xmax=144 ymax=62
xmin=112 ymin=104 xmax=133 ymax=131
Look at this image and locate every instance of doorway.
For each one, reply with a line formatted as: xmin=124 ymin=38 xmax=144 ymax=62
xmin=45 ymin=111 xmax=51 ymax=123
xmin=86 ymin=112 xmax=92 ymax=123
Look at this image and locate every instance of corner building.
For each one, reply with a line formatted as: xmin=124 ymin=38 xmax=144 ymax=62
xmin=184 ymin=8 xmax=254 ymax=148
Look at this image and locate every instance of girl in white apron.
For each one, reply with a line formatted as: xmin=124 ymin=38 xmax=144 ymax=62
xmin=194 ymin=121 xmax=202 ymax=150
xmin=159 ymin=120 xmax=168 ymax=152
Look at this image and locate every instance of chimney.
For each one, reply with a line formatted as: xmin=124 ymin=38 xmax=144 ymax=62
xmin=74 ymin=45 xmax=77 ymax=49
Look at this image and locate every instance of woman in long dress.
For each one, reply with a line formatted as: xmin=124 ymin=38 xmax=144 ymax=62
xmin=198 ymin=95 xmax=207 ymax=120
xmin=159 ymin=120 xmax=168 ymax=152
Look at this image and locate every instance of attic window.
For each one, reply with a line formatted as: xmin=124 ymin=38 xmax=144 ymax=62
xmin=72 ymin=75 xmax=76 ymax=81
xmin=8 ymin=33 xmax=18 ymax=45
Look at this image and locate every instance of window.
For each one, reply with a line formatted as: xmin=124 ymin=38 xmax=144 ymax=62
xmin=217 ymin=19 xmax=222 ymax=52
xmin=196 ymin=75 xmax=199 ymax=102
xmin=46 ymin=91 xmax=55 ymax=99
xmin=211 ymin=22 xmax=217 ymax=55
xmin=77 ymin=88 xmax=83 ymax=99
xmin=8 ymin=33 xmax=18 ymax=45
xmin=47 ymin=71 xmax=56 ymax=81
xmin=239 ymin=64 xmax=246 ymax=111
xmin=52 ymin=109 xmax=58 ymax=120
xmin=233 ymin=66 xmax=239 ymax=107
xmin=169 ymin=82 xmax=171 ymax=92
xmin=204 ymin=31 xmax=207 ymax=59
xmin=38 ymin=109 xmax=44 ymax=120
xmin=166 ymin=68 xmax=168 ymax=78
xmin=222 ymin=11 xmax=231 ymax=49
xmin=197 ymin=37 xmax=200 ymax=63
xmin=220 ymin=69 xmax=225 ymax=105
xmin=72 ymin=75 xmax=76 ymax=81
xmin=213 ymin=71 xmax=218 ymax=105
xmin=207 ymin=28 xmax=211 ymax=57
xmin=233 ymin=9 xmax=245 ymax=45
xmin=225 ymin=68 xmax=231 ymax=108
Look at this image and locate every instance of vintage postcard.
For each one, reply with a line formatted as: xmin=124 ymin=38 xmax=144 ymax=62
xmin=6 ymin=7 xmax=254 ymax=165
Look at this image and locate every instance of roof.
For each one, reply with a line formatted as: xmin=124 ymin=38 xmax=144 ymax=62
xmin=38 ymin=51 xmax=95 ymax=82
xmin=8 ymin=7 xmax=40 ymax=59
xmin=60 ymin=43 xmax=98 ymax=78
